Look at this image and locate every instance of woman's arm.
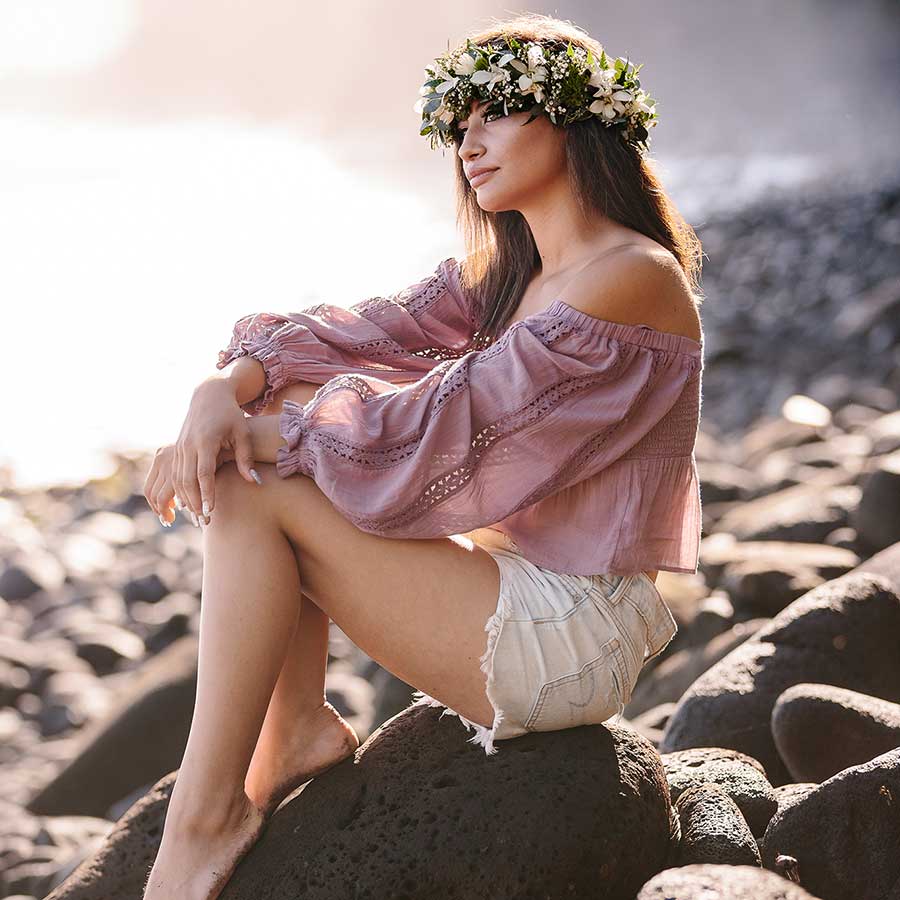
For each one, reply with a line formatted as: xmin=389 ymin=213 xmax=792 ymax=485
xmin=215 ymin=257 xmax=477 ymax=416
xmin=201 ymin=355 xmax=267 ymax=409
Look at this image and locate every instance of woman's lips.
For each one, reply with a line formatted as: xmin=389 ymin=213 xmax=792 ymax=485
xmin=470 ymin=169 xmax=498 ymax=187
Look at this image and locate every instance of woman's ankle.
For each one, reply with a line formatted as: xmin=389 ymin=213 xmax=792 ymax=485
xmin=165 ymin=781 xmax=256 ymax=838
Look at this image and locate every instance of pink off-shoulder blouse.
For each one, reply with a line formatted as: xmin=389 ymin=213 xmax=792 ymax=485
xmin=216 ymin=257 xmax=704 ymax=576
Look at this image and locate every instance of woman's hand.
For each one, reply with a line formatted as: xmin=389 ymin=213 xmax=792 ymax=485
xmin=172 ymin=380 xmax=260 ymax=524
xmin=143 ymin=441 xmax=246 ymax=528
xmin=143 ymin=444 xmax=180 ymax=527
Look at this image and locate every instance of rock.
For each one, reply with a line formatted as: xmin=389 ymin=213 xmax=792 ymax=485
xmin=637 ymin=863 xmax=824 ymax=899
xmin=120 ymin=573 xmax=169 ymax=606
xmin=719 ymin=558 xmax=839 ymax=618
xmin=0 ymin=554 xmax=66 ymax=601
xmin=714 ymin=482 xmax=861 ymax=543
xmin=49 ymin=712 xmax=677 ymax=900
xmin=660 ymin=571 xmax=900 ymax=785
xmin=68 ymin=624 xmax=145 ymax=676
xmin=771 ymin=682 xmax=900 ymax=782
xmin=661 ymin=747 xmax=778 ymax=837
xmin=26 ymin=636 xmax=198 ymax=819
xmin=626 ymin=618 xmax=767 ymax=719
xmin=671 ymin=782 xmax=761 ymax=867
xmin=854 ymin=451 xmax=900 ymax=552
xmin=39 ymin=671 xmax=111 ymax=736
xmin=693 ymin=460 xmax=760 ymax=504
xmin=760 ymin=747 xmax=900 ymax=900
xmin=699 ymin=535 xmax=859 ymax=592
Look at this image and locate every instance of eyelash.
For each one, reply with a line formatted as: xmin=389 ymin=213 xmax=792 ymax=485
xmin=458 ymin=112 xmax=500 ymax=134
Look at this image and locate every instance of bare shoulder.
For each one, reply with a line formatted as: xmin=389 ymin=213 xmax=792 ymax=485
xmin=562 ymin=244 xmax=703 ymax=345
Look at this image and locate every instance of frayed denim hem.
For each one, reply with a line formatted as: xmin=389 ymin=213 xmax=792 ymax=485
xmin=409 ymin=586 xmax=512 ymax=757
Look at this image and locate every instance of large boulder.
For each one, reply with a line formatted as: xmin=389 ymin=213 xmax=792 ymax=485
xmin=760 ymin=747 xmax=900 ymax=900
xmin=660 ymin=571 xmax=900 ymax=785
xmin=771 ymin=682 xmax=900 ymax=782
xmin=48 ymin=705 xmax=678 ymax=900
xmin=27 ymin=635 xmax=198 ymax=818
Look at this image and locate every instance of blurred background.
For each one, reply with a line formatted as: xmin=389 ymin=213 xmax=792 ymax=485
xmin=2 ymin=5 xmax=900 ymax=898
xmin=1 ymin=0 xmax=898 ymax=488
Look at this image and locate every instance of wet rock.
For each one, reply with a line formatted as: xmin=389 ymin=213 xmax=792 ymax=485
xmin=772 ymin=682 xmax=900 ymax=782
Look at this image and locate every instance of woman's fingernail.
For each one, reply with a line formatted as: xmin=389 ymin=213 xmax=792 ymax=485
xmin=202 ymin=500 xmax=210 ymax=517
xmin=174 ymin=496 xmax=183 ymax=510
xmin=250 ymin=468 xmax=262 ymax=485
xmin=190 ymin=511 xmax=199 ymax=527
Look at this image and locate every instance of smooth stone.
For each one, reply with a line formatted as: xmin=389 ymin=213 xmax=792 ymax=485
xmin=771 ymin=682 xmax=900 ymax=782
xmin=660 ymin=571 xmax=900 ymax=786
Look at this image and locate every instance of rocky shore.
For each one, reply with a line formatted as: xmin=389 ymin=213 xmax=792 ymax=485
xmin=1 ymin=167 xmax=899 ymax=899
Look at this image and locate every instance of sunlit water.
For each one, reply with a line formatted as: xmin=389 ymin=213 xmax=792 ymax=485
xmin=0 ymin=113 xmax=841 ymax=491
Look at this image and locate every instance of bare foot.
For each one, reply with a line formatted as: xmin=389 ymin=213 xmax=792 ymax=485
xmin=143 ymin=792 xmax=267 ymax=900
xmin=245 ymin=700 xmax=360 ymax=818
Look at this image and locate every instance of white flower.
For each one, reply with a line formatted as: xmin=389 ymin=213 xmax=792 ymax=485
xmin=453 ymin=52 xmax=476 ymax=76
xmin=526 ymin=43 xmax=546 ymax=69
xmin=589 ymin=85 xmax=633 ymax=120
xmin=587 ymin=63 xmax=618 ymax=94
xmin=510 ymin=46 xmax=548 ymax=103
xmin=471 ymin=61 xmax=512 ymax=92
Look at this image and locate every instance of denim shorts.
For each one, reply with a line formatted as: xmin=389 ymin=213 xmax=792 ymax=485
xmin=409 ymin=527 xmax=679 ymax=756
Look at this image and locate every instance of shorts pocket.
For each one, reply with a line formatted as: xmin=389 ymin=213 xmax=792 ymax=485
xmin=524 ymin=637 xmax=628 ymax=733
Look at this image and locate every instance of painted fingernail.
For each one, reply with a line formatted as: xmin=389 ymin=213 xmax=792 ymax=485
xmin=158 ymin=514 xmax=166 ymax=527
xmin=250 ymin=468 xmax=262 ymax=485
xmin=202 ymin=500 xmax=210 ymax=517
xmin=174 ymin=496 xmax=183 ymax=510
xmin=190 ymin=511 xmax=199 ymax=527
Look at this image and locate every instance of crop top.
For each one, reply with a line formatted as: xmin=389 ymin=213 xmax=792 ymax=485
xmin=216 ymin=256 xmax=704 ymax=576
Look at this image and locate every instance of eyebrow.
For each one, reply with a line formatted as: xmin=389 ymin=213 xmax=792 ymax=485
xmin=459 ymin=99 xmax=489 ymax=126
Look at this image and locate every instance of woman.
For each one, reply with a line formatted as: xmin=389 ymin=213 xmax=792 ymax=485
xmin=141 ymin=13 xmax=705 ymax=899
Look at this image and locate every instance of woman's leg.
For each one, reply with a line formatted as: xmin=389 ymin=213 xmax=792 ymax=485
xmin=144 ymin=457 xmax=316 ymax=900
xmin=146 ymin=382 xmax=502 ymax=900
xmin=241 ymin=382 xmax=360 ymax=815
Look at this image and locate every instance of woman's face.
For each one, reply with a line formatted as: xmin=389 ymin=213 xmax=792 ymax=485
xmin=456 ymin=97 xmax=567 ymax=213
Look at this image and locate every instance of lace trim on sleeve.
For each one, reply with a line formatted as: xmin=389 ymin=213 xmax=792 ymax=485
xmin=303 ymin=319 xmax=650 ymax=533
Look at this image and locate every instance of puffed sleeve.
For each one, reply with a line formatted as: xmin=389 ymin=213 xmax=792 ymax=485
xmin=216 ymin=257 xmax=477 ymax=415
xmin=275 ymin=301 xmax=704 ymax=539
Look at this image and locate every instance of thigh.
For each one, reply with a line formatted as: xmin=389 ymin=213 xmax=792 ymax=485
xmin=235 ymin=461 xmax=504 ymax=729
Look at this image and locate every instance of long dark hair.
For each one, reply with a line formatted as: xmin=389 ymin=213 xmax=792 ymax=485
xmin=449 ymin=13 xmax=704 ymax=348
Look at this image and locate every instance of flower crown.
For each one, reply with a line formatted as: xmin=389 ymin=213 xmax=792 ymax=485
xmin=414 ymin=35 xmax=659 ymax=155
